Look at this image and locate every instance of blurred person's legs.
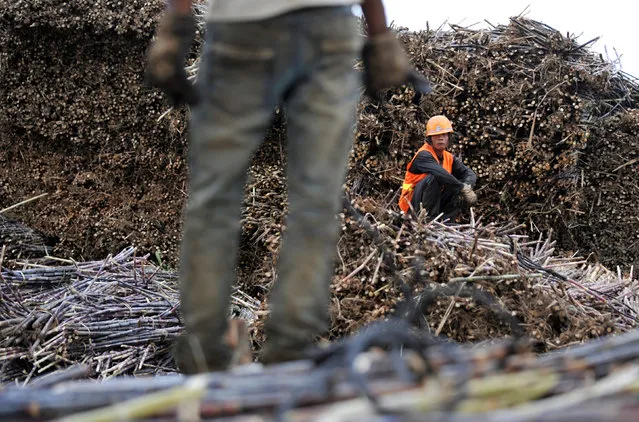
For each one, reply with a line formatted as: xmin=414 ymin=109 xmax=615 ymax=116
xmin=262 ymin=7 xmax=361 ymax=363
xmin=175 ymin=20 xmax=282 ymax=374
xmin=175 ymin=6 xmax=361 ymax=372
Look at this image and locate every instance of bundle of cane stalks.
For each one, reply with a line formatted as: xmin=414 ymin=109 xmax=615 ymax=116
xmin=0 ymin=247 xmax=259 ymax=383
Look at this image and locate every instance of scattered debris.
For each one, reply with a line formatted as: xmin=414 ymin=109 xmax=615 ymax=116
xmin=2 ymin=214 xmax=636 ymax=382
xmin=2 ymin=321 xmax=639 ymax=421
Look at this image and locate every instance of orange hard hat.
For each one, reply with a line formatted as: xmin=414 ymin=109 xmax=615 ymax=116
xmin=425 ymin=115 xmax=453 ymax=136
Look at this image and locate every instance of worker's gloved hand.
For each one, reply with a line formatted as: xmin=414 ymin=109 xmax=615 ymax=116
xmin=147 ymin=11 xmax=199 ymax=106
xmin=362 ymin=31 xmax=432 ymax=99
xmin=461 ymin=184 xmax=477 ymax=205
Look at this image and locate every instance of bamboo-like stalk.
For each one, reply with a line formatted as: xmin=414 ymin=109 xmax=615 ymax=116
xmin=0 ymin=193 xmax=49 ymax=214
xmin=54 ymin=376 xmax=208 ymax=422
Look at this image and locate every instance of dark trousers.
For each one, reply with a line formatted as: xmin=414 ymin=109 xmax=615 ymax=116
xmin=411 ymin=175 xmax=462 ymax=222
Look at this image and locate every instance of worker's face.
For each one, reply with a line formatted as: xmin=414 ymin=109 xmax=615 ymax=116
xmin=430 ymin=133 xmax=449 ymax=152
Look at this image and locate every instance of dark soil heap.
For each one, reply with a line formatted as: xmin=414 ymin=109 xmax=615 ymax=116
xmin=1 ymin=4 xmax=637 ymax=268
xmin=0 ymin=0 xmax=187 ymax=262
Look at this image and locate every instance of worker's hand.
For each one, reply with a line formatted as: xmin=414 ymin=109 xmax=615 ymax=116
xmin=461 ymin=184 xmax=477 ymax=205
xmin=147 ymin=11 xmax=199 ymax=106
xmin=362 ymin=31 xmax=432 ymax=98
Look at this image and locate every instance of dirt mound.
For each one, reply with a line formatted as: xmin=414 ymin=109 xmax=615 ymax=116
xmin=0 ymin=0 xmax=187 ymax=262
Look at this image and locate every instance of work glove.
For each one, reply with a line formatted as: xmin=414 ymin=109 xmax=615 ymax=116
xmin=362 ymin=31 xmax=432 ymax=102
xmin=460 ymin=184 xmax=477 ymax=205
xmin=147 ymin=11 xmax=199 ymax=106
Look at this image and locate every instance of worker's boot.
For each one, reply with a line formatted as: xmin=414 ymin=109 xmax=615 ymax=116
xmin=225 ymin=319 xmax=253 ymax=366
xmin=260 ymin=338 xmax=313 ymax=365
xmin=173 ymin=333 xmax=232 ymax=374
xmin=173 ymin=319 xmax=252 ymax=373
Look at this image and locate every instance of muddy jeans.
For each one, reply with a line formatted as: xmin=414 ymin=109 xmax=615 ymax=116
xmin=175 ymin=6 xmax=362 ymax=372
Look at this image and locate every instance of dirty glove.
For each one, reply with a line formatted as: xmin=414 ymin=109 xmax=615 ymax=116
xmin=460 ymin=184 xmax=477 ymax=205
xmin=362 ymin=31 xmax=432 ymax=100
xmin=147 ymin=11 xmax=199 ymax=106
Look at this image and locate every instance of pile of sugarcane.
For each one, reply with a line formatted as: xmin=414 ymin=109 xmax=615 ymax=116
xmin=0 ymin=0 xmax=164 ymax=34
xmin=569 ymin=110 xmax=639 ymax=266
xmin=0 ymin=0 xmax=191 ymax=263
xmin=321 ymin=197 xmax=638 ymax=345
xmin=1 ymin=1 xmax=638 ymax=270
xmin=2 ymin=210 xmax=637 ymax=383
xmin=350 ymin=19 xmax=639 ymax=268
xmin=1 ymin=0 xmax=638 ymax=393
xmin=0 ymin=247 xmax=259 ymax=383
xmin=2 ymin=321 xmax=639 ymax=421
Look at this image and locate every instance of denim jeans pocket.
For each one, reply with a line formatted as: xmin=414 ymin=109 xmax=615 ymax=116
xmin=204 ymin=22 xmax=277 ymax=75
xmin=207 ymin=40 xmax=275 ymax=79
xmin=201 ymin=25 xmax=277 ymax=112
xmin=320 ymin=37 xmax=362 ymax=55
xmin=318 ymin=15 xmax=362 ymax=55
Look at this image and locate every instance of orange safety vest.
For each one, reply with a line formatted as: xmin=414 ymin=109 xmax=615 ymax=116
xmin=398 ymin=143 xmax=454 ymax=213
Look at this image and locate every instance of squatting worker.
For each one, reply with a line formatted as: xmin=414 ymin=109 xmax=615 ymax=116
xmin=399 ymin=115 xmax=478 ymax=221
xmin=147 ymin=0 xmax=427 ymax=372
